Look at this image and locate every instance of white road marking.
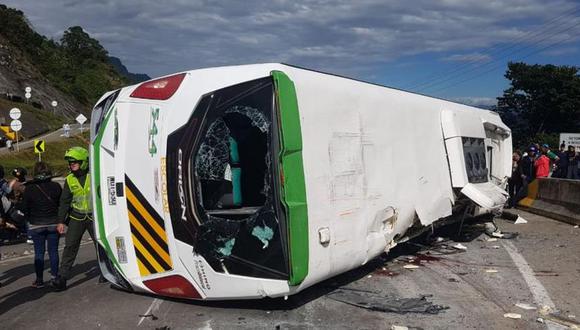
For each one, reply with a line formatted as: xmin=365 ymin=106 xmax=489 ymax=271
xmin=138 ymin=298 xmax=163 ymax=326
xmin=502 ymin=240 xmax=561 ymax=330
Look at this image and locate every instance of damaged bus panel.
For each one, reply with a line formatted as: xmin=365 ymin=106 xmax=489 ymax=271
xmin=90 ymin=64 xmax=511 ymax=300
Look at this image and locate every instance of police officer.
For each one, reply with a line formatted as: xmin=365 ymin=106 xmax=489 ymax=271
xmin=55 ymin=147 xmax=103 ymax=290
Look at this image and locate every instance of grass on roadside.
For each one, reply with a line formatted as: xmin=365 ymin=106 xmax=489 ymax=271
xmin=0 ymin=132 xmax=89 ymax=177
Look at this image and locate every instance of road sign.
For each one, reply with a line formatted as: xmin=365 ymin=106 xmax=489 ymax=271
xmin=10 ymin=119 xmax=22 ymax=132
xmin=34 ymin=140 xmax=45 ymax=153
xmin=25 ymin=86 xmax=31 ymax=93
xmin=76 ymin=114 xmax=87 ymax=125
xmin=25 ymin=92 xmax=31 ymax=99
xmin=9 ymin=108 xmax=21 ymax=120
xmin=560 ymin=133 xmax=580 ymax=150
xmin=51 ymin=100 xmax=58 ymax=107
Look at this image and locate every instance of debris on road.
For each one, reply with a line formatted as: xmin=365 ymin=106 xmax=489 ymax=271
xmin=515 ymin=303 xmax=536 ymax=310
xmin=541 ymin=313 xmax=580 ymax=329
xmin=501 ymin=211 xmax=519 ymax=221
xmin=327 ymin=290 xmax=449 ymax=314
xmin=403 ymin=264 xmax=420 ymax=270
xmin=452 ymin=243 xmax=467 ymax=250
xmin=484 ymin=222 xmax=498 ymax=235
xmin=538 ymin=305 xmax=580 ymax=329
xmin=490 ymin=231 xmax=518 ymax=239
xmin=514 ymin=216 xmax=528 ymax=224
xmin=485 ymin=269 xmax=498 ymax=273
xmin=138 ymin=313 xmax=158 ymax=321
xmin=503 ymin=313 xmax=522 ymax=319
xmin=484 ymin=221 xmax=519 ymax=239
xmin=390 ymin=325 xmax=409 ymax=330
xmin=485 ymin=238 xmax=498 ymax=242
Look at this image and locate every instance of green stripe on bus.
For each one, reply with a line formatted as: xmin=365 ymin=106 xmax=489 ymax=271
xmin=271 ymin=70 xmax=309 ymax=286
xmin=93 ymin=109 xmax=125 ymax=275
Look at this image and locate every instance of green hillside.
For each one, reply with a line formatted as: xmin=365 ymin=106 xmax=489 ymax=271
xmin=0 ymin=4 xmax=129 ymax=107
xmin=0 ymin=132 xmax=89 ymax=177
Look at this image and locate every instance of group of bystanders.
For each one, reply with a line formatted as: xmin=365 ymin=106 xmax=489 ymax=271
xmin=508 ymin=142 xmax=579 ymax=208
xmin=0 ymin=146 xmax=104 ymax=290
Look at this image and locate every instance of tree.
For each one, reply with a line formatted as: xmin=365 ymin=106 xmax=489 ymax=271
xmin=60 ymin=26 xmax=108 ymax=63
xmin=497 ymin=62 xmax=580 ymax=149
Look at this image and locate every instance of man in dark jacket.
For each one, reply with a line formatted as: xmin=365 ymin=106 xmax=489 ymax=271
xmin=508 ymin=151 xmax=523 ymax=208
xmin=553 ymin=145 xmax=568 ymax=178
xmin=510 ymin=146 xmax=537 ymax=207
xmin=520 ymin=147 xmax=536 ymax=182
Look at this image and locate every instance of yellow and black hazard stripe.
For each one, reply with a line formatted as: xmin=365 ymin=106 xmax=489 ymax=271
xmin=125 ymin=175 xmax=173 ymax=276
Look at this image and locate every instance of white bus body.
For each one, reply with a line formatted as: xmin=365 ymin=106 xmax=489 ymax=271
xmin=90 ymin=63 xmax=511 ymax=300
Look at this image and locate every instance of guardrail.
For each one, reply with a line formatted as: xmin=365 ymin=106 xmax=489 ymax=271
xmin=518 ymin=178 xmax=580 ymax=225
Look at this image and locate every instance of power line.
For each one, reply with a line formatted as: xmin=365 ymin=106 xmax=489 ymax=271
xmin=426 ymin=30 xmax=580 ymax=95
xmin=403 ymin=5 xmax=580 ymax=91
xmin=405 ymin=5 xmax=579 ymax=90
xmin=416 ymin=16 xmax=580 ymax=93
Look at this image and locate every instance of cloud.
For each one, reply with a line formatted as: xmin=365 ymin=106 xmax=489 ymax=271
xmin=451 ymin=96 xmax=497 ymax=107
xmin=443 ymin=53 xmax=492 ymax=63
xmin=541 ymin=46 xmax=579 ymax=56
xmin=2 ymin=0 xmax=578 ymax=81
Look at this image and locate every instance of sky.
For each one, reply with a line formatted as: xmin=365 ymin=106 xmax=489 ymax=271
xmin=3 ymin=0 xmax=580 ymax=107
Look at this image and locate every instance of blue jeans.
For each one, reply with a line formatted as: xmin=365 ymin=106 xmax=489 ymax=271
xmin=30 ymin=226 xmax=60 ymax=282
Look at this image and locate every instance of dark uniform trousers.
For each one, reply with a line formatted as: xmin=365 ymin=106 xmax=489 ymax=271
xmin=60 ymin=218 xmax=95 ymax=279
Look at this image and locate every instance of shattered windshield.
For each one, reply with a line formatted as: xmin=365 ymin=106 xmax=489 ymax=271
xmin=190 ymin=77 xmax=288 ymax=279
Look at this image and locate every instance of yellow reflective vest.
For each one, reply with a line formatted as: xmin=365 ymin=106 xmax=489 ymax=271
xmin=66 ymin=173 xmax=92 ymax=220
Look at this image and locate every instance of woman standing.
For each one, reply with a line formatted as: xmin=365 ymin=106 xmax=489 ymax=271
xmin=19 ymin=162 xmax=62 ymax=288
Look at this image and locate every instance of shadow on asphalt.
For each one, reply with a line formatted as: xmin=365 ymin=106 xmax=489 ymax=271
xmin=0 ymin=217 xmax=494 ymax=316
xmin=126 ymin=218 xmax=493 ymax=312
xmin=0 ymin=259 xmax=99 ymax=316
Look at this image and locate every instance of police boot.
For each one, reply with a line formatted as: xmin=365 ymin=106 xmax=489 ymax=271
xmin=52 ymin=276 xmax=67 ymax=291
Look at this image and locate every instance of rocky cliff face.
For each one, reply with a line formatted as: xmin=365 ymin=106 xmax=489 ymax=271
xmin=0 ymin=34 xmax=85 ymax=119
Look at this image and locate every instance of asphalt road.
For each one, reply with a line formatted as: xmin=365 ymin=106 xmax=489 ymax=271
xmin=1 ymin=210 xmax=579 ymax=330
xmin=0 ymin=123 xmax=82 ymax=155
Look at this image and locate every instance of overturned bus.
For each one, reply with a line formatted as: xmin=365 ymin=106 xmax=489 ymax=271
xmin=90 ymin=63 xmax=511 ymax=300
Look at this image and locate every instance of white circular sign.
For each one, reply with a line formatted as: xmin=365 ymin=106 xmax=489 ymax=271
xmin=10 ymin=119 xmax=22 ymax=132
xmin=25 ymin=86 xmax=31 ymax=93
xmin=51 ymin=100 xmax=58 ymax=107
xmin=76 ymin=114 xmax=87 ymax=125
xmin=25 ymin=92 xmax=31 ymax=99
xmin=9 ymin=108 xmax=21 ymax=120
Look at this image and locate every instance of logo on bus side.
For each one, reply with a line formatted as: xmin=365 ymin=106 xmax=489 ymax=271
xmin=153 ymin=168 xmax=160 ymax=203
xmin=177 ymin=149 xmax=187 ymax=221
xmin=113 ymin=107 xmax=119 ymax=151
xmin=148 ymin=107 xmax=160 ymax=156
xmin=194 ymin=259 xmax=211 ymax=290
xmin=160 ymin=157 xmax=169 ymax=213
